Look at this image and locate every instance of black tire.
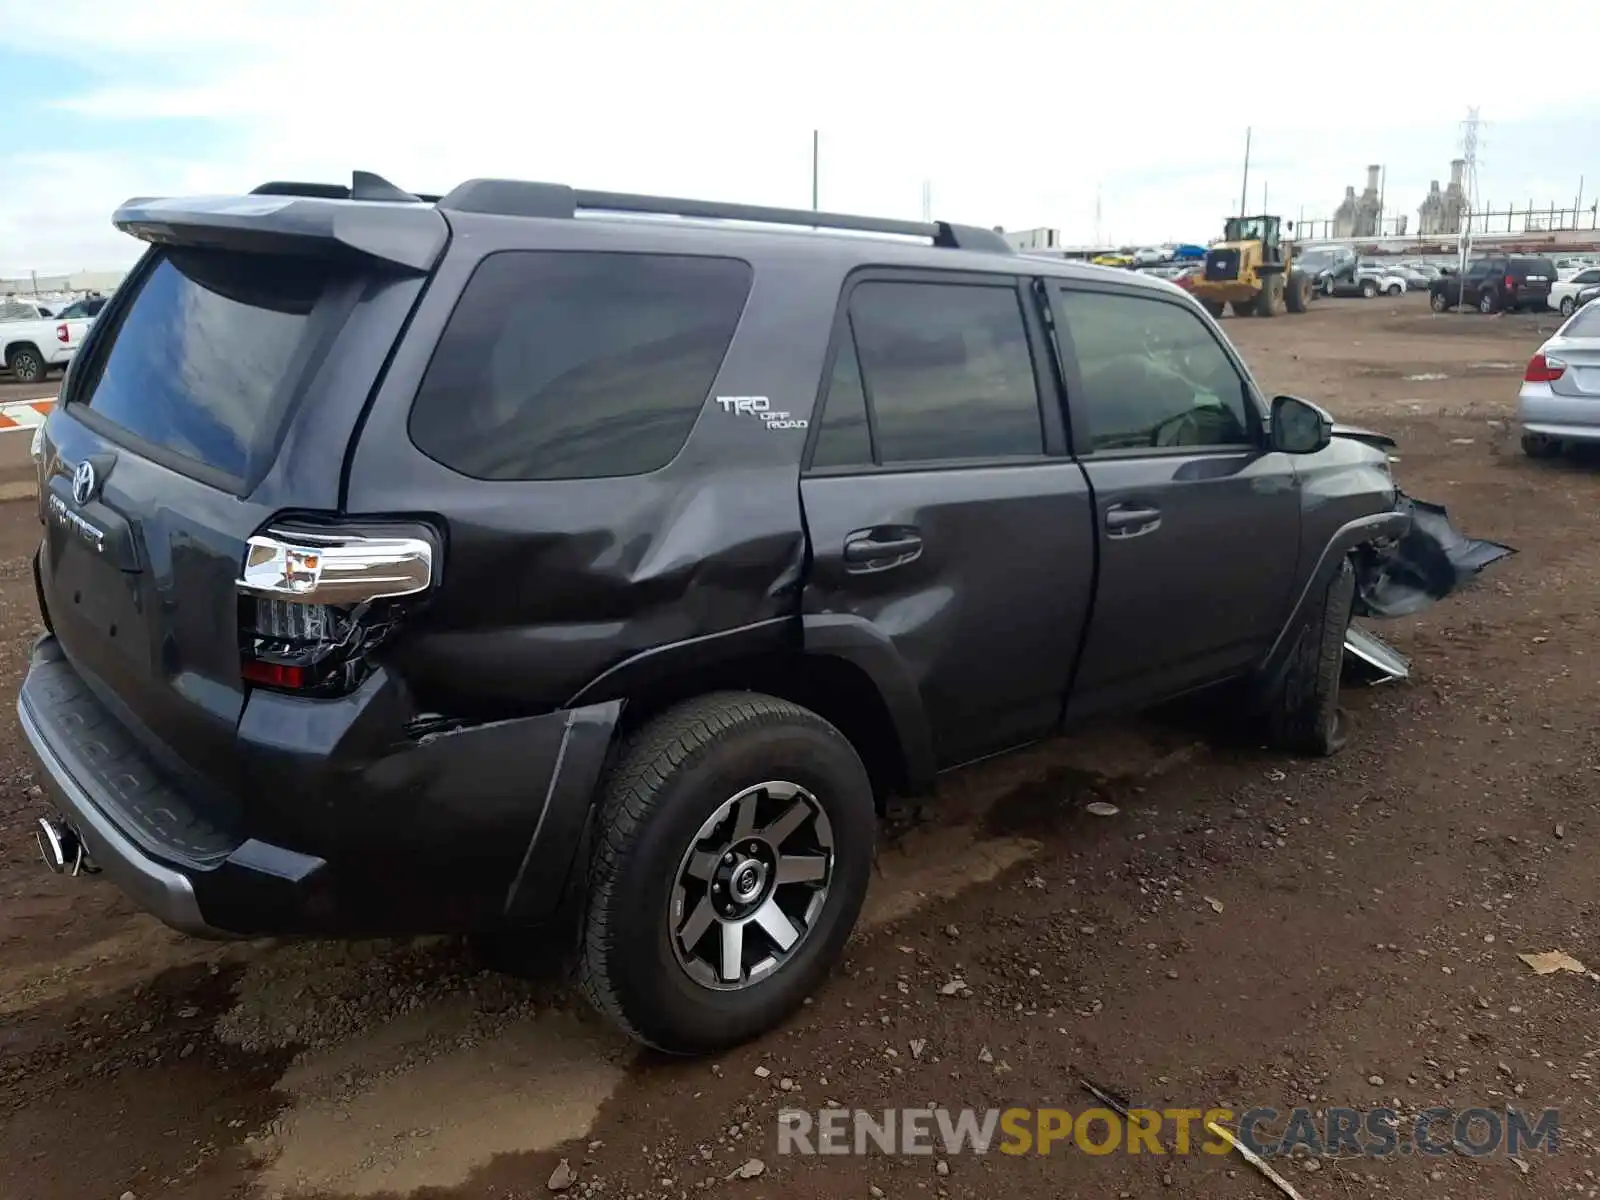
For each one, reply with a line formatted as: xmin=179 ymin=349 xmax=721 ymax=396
xmin=1521 ymin=432 xmax=1563 ymax=459
xmin=1360 ymin=279 xmax=1378 ymax=299
xmin=1478 ymin=289 xmax=1498 ymax=314
xmin=1266 ymin=557 xmax=1355 ymax=757
xmin=1322 ymin=276 xmax=1336 ymax=297
xmin=1200 ymin=300 xmax=1226 ymax=319
xmin=1386 ymin=284 xmax=1403 ymax=296
xmin=1286 ymin=272 xmax=1312 ymax=313
xmin=1231 ymin=300 xmax=1256 ymax=318
xmin=579 ymin=691 xmax=875 ymax=1054
xmin=6 ymin=345 xmax=45 ymax=385
xmin=1253 ymin=276 xmax=1284 ymax=317
xmin=1430 ymin=290 xmax=1452 ymax=312
xmin=1559 ymin=296 xmax=1576 ymax=317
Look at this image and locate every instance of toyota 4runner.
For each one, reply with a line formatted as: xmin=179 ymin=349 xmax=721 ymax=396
xmin=23 ymin=172 xmax=1452 ymax=1054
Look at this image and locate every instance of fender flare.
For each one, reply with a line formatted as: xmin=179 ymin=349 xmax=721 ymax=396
xmin=801 ymin=613 xmax=937 ymax=794
xmin=1254 ymin=510 xmax=1411 ymax=693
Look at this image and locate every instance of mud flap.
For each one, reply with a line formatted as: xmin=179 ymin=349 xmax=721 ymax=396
xmin=1354 ymin=490 xmax=1515 ymax=619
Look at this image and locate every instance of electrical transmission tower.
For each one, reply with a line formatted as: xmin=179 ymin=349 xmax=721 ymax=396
xmin=1455 ymin=107 xmax=1483 ymax=302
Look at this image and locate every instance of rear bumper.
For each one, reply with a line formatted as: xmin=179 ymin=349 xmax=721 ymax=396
xmin=17 ymin=635 xmax=622 ymax=937
xmin=1518 ymin=387 xmax=1600 ymax=440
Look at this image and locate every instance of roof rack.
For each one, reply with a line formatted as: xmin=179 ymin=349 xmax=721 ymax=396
xmin=438 ymin=179 xmax=1014 ymax=254
xmin=248 ymin=172 xmax=1013 ymax=255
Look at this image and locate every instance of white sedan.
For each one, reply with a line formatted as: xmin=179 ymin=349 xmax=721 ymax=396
xmin=1550 ymin=266 xmax=1600 ymax=317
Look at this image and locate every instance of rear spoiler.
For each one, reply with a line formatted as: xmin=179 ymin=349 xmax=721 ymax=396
xmin=112 ymin=185 xmax=448 ymax=274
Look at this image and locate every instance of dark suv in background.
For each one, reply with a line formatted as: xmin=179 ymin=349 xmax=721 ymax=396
xmin=23 ymin=172 xmax=1470 ymax=1054
xmin=1430 ymin=254 xmax=1557 ymax=313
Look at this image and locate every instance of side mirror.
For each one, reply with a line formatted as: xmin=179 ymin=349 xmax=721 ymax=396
xmin=1271 ymin=395 xmax=1334 ymax=455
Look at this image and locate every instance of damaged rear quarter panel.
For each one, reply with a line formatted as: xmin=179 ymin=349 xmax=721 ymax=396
xmin=343 ymin=215 xmax=848 ymax=713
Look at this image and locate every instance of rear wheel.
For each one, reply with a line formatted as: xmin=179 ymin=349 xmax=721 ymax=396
xmin=1322 ymin=276 xmax=1337 ymax=297
xmin=1521 ymin=432 xmax=1563 ymax=459
xmin=1264 ymin=557 xmax=1355 ymax=757
xmin=579 ymin=692 xmax=875 ymax=1054
xmin=1430 ymin=291 xmax=1452 ymax=312
xmin=1200 ymin=299 xmax=1226 ymax=319
xmin=6 ymin=346 xmax=44 ymax=385
xmin=1386 ymin=284 xmax=1403 ymax=296
xmin=1286 ymin=272 xmax=1312 ymax=313
xmin=1231 ymin=300 xmax=1255 ymax=318
xmin=1360 ymin=279 xmax=1378 ymax=299
xmin=1560 ymin=296 xmax=1576 ymax=317
xmin=1478 ymin=289 xmax=1498 ymax=314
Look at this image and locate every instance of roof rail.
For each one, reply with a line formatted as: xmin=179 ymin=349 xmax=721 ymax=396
xmin=435 ymin=178 xmax=1013 ymax=253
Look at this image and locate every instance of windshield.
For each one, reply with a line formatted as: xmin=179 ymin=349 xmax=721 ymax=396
xmin=1298 ymin=251 xmax=1334 ymax=271
xmin=1225 ymin=217 xmax=1269 ymax=242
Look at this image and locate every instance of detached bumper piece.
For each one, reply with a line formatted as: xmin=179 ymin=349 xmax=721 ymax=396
xmin=1355 ymin=490 xmax=1515 ymax=620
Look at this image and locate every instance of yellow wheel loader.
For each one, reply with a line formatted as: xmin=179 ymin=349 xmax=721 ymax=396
xmin=1190 ymin=215 xmax=1313 ymax=319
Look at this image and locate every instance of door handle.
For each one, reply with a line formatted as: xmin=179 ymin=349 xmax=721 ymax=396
xmin=1104 ymin=504 xmax=1162 ymax=537
xmin=843 ymin=530 xmax=923 ymax=567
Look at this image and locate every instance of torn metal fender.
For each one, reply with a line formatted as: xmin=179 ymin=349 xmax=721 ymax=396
xmin=1354 ymin=490 xmax=1515 ymax=619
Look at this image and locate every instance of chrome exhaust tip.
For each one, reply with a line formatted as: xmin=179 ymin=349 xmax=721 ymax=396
xmin=36 ymin=816 xmax=92 ymax=876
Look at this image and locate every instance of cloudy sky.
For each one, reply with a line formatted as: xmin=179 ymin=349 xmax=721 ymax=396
xmin=2 ymin=0 xmax=1597 ymax=275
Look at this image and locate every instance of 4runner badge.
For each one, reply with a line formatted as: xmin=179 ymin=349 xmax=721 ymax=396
xmin=717 ymin=396 xmax=808 ymax=431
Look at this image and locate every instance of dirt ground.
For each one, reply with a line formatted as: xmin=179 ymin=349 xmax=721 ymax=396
xmin=2 ymin=296 xmax=1597 ymax=1200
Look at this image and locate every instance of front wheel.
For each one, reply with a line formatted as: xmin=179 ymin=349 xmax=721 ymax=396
xmin=1360 ymin=280 xmax=1378 ymax=299
xmin=1200 ymin=299 xmax=1226 ymax=318
xmin=1560 ymin=296 xmax=1576 ymax=317
xmin=1264 ymin=557 xmax=1355 ymax=757
xmin=579 ymin=692 xmax=875 ymax=1054
xmin=1386 ymin=284 xmax=1403 ymax=296
xmin=1430 ymin=291 xmax=1452 ymax=312
xmin=1479 ymin=289 xmax=1498 ymax=314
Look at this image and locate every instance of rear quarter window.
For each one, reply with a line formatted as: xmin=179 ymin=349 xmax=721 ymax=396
xmin=408 ymin=251 xmax=753 ymax=481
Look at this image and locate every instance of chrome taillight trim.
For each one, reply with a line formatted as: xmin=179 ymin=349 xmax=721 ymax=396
xmin=237 ymin=528 xmax=435 ymax=603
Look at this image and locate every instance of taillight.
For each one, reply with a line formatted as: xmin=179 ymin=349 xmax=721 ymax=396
xmin=55 ymin=323 xmax=69 ymax=343
xmin=1504 ymin=275 xmax=1516 ymax=292
xmin=1524 ymin=354 xmax=1567 ymax=383
xmin=236 ymin=523 xmax=438 ymax=692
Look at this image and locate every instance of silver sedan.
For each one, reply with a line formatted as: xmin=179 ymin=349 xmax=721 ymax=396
xmin=1519 ymin=300 xmax=1600 ymax=456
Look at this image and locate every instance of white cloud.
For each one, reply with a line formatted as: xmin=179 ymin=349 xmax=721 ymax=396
xmin=3 ymin=0 xmax=1598 ymax=273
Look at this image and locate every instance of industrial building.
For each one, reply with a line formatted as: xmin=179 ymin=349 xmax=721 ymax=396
xmin=0 ymin=270 xmax=125 ymax=296
xmin=1417 ymin=160 xmax=1469 ymax=235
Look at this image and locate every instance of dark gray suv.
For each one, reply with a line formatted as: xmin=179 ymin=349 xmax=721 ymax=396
xmin=21 ymin=172 xmax=1468 ymax=1053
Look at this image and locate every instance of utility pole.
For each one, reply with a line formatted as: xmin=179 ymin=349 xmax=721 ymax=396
xmin=1457 ymin=106 xmax=1481 ymax=309
xmin=1239 ymin=127 xmax=1252 ymax=218
xmin=1262 ymin=181 xmax=1268 ymax=213
xmin=1378 ymin=165 xmax=1387 ymax=236
xmin=1577 ymin=175 xmax=1585 ymax=228
xmin=811 ymin=131 xmax=819 ymax=211
xmin=920 ymin=180 xmax=932 ymax=223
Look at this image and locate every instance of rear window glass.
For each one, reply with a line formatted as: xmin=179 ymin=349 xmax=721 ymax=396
xmin=71 ymin=249 xmax=334 ymax=483
xmin=409 ymin=251 xmax=753 ymax=481
xmin=1564 ymin=303 xmax=1600 ymax=337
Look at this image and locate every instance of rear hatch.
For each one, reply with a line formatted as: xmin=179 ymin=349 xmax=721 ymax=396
xmin=1511 ymin=257 xmax=1555 ymax=302
xmin=38 ymin=189 xmax=446 ymax=804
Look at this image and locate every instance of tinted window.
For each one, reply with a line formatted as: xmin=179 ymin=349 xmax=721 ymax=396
xmin=1057 ymin=289 xmax=1253 ymax=452
xmin=810 ymin=332 xmax=873 ymax=469
xmin=73 ymin=249 xmax=335 ymax=483
xmin=847 ymin=281 xmax=1042 ymax=463
xmin=1577 ymin=269 xmax=1600 ymax=285
xmin=410 ymin=251 xmax=752 ymax=481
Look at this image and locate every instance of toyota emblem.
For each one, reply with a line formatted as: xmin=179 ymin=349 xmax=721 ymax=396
xmin=71 ymin=460 xmax=97 ymax=506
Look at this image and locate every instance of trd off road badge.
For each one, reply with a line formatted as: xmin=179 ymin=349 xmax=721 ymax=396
xmin=717 ymin=396 xmax=808 ymax=431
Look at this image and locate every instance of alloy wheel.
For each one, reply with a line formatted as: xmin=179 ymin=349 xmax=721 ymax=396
xmin=669 ymin=781 xmax=834 ymax=990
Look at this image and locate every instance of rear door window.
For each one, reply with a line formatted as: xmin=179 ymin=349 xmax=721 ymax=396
xmin=409 ymin=251 xmax=752 ymax=481
xmin=68 ymin=249 xmax=342 ymax=487
xmin=843 ymin=279 xmax=1044 ymax=464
